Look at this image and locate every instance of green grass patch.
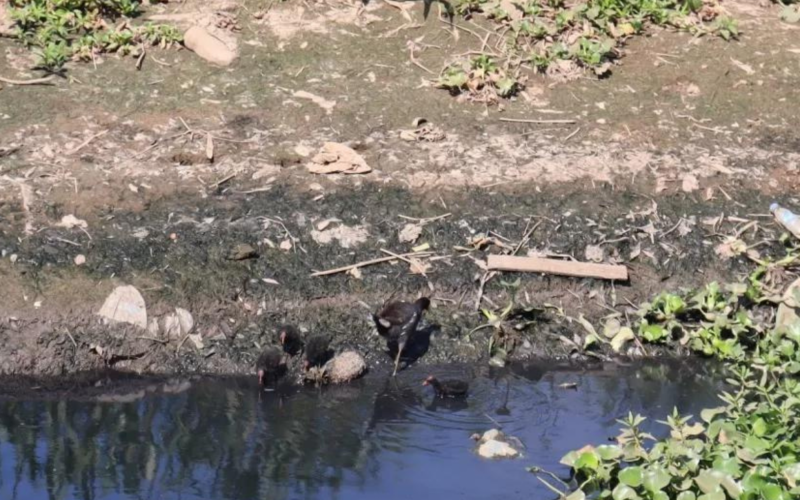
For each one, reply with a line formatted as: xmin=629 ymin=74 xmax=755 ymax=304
xmin=8 ymin=0 xmax=182 ymax=72
xmin=437 ymin=0 xmax=737 ymax=101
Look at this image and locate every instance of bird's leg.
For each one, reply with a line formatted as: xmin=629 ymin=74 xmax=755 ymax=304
xmin=392 ymin=341 xmax=405 ymax=376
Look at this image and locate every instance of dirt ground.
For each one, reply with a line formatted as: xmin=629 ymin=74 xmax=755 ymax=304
xmin=0 ymin=0 xmax=799 ymax=384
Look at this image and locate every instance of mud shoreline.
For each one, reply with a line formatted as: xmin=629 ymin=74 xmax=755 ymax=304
xmin=0 ymin=180 xmax=778 ymax=383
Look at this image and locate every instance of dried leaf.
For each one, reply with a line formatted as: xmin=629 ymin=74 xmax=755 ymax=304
xmin=629 ymin=243 xmax=641 ymax=261
xmin=399 ymin=223 xmax=423 ymax=243
xmin=610 ymin=327 xmax=635 ymax=352
xmin=585 ymin=244 xmax=604 ymax=263
xmin=681 ymin=174 xmax=699 ymax=193
xmin=307 ymin=142 xmax=371 ymax=175
xmin=58 ymin=214 xmax=88 ymax=229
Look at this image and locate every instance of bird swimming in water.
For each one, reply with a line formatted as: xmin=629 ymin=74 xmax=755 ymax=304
xmin=423 ymin=375 xmax=469 ymax=398
xmin=256 ymin=347 xmax=287 ymax=390
xmin=372 ymin=297 xmax=430 ymax=376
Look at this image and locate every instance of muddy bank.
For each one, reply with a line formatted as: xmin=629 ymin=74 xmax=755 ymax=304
xmin=0 ymin=180 xmax=783 ymax=378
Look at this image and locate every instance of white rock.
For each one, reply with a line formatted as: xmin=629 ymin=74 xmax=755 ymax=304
xmin=481 ymin=429 xmax=504 ymax=442
xmin=478 ymin=439 xmax=519 ymax=459
xmin=97 ymin=285 xmax=147 ymax=329
xmin=325 ymin=351 xmax=367 ymax=383
xmin=74 ymin=254 xmax=86 ymax=266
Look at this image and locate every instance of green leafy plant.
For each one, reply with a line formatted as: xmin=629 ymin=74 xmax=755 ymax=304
xmin=8 ymin=0 xmax=181 ymax=71
xmin=436 ymin=55 xmax=522 ymax=103
xmin=545 ymin=246 xmax=800 ymax=500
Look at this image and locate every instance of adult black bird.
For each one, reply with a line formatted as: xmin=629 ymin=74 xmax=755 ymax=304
xmin=423 ymin=375 xmax=469 ymax=398
xmin=256 ymin=347 xmax=287 ymax=389
xmin=372 ymin=296 xmax=430 ymax=376
xmin=278 ymin=324 xmax=304 ymax=357
xmin=304 ymin=334 xmax=332 ymax=370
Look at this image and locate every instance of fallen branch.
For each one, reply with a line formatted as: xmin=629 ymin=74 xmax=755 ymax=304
xmin=311 ymin=251 xmax=433 ymax=277
xmin=487 ymin=255 xmax=628 ymax=281
xmin=0 ymin=75 xmax=56 ymax=86
xmin=499 ymin=117 xmax=577 ymax=125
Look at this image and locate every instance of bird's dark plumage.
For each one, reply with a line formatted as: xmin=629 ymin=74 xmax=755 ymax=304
xmin=256 ymin=347 xmax=287 ymax=388
xmin=278 ymin=325 xmax=304 ymax=357
xmin=304 ymin=334 xmax=332 ymax=370
xmin=423 ymin=376 xmax=469 ymax=398
xmin=372 ymin=297 xmax=430 ymax=375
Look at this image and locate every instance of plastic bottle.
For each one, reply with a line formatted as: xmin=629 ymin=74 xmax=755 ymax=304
xmin=771 ymin=203 xmax=800 ymax=240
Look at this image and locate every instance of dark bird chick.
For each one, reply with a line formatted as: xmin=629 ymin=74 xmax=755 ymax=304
xmin=423 ymin=375 xmax=469 ymax=398
xmin=372 ymin=297 xmax=430 ymax=376
xmin=278 ymin=324 xmax=304 ymax=357
xmin=304 ymin=334 xmax=332 ymax=370
xmin=256 ymin=347 xmax=287 ymax=389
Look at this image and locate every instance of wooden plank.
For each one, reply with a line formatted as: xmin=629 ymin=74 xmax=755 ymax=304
xmin=487 ymin=254 xmax=628 ymax=281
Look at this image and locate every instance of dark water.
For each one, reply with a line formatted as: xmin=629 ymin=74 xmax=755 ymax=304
xmin=0 ymin=360 xmax=722 ymax=500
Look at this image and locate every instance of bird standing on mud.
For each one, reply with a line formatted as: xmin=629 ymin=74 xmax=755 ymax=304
xmin=278 ymin=325 xmax=304 ymax=357
xmin=303 ymin=333 xmax=332 ymax=370
xmin=256 ymin=347 xmax=288 ymax=389
xmin=372 ymin=297 xmax=430 ymax=376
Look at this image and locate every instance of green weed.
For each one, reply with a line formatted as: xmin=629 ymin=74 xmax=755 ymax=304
xmin=8 ymin=0 xmax=181 ymax=72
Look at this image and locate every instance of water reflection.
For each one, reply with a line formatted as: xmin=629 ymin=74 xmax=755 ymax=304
xmin=0 ymin=360 xmax=723 ymax=500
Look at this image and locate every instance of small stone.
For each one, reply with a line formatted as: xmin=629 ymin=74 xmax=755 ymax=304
xmin=477 ymin=440 xmax=519 ymax=459
xmin=227 ymin=243 xmax=258 ymax=260
xmin=74 ymin=254 xmax=86 ymax=266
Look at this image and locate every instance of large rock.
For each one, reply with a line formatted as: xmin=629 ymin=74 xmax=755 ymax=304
xmin=97 ymin=285 xmax=147 ymax=329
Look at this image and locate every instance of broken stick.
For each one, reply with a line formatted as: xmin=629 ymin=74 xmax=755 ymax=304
xmin=487 ymin=255 xmax=628 ymax=281
xmin=311 ymin=251 xmax=433 ymax=277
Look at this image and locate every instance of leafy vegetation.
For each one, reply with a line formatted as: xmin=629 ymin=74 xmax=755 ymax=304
xmin=538 ymin=246 xmax=800 ymax=499
xmin=437 ymin=54 xmax=523 ymax=102
xmin=439 ymin=0 xmax=736 ymax=101
xmin=8 ymin=0 xmax=182 ymax=71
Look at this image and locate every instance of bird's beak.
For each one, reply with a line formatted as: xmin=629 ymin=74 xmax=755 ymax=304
xmin=422 ymin=380 xmax=428 ymax=386
xmin=258 ymin=369 xmax=264 ymax=386
xmin=280 ymin=332 xmax=286 ymax=344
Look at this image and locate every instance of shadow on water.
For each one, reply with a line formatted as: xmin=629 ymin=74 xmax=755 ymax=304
xmin=0 ymin=359 xmax=724 ymax=500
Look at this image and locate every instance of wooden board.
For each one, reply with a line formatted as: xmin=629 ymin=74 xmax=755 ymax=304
xmin=487 ymin=255 xmax=628 ymax=281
